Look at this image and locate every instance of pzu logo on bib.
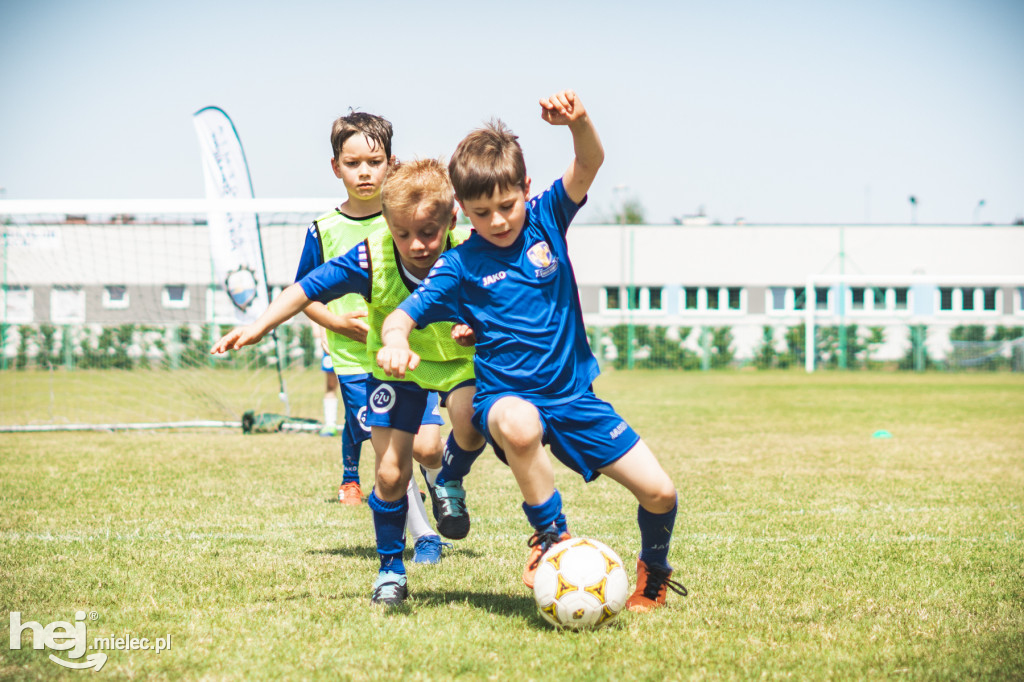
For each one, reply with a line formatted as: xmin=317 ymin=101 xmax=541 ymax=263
xmin=369 ymin=385 xmax=396 ymax=414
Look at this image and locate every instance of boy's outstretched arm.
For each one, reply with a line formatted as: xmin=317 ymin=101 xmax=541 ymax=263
xmin=210 ymin=283 xmax=312 ymax=354
xmin=376 ymin=309 xmax=421 ymax=379
xmin=303 ymin=301 xmax=369 ymax=344
xmin=539 ymin=90 xmax=604 ymax=205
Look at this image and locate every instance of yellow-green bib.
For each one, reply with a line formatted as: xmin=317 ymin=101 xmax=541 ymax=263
xmin=314 ymin=210 xmax=387 ymax=374
xmin=365 ymin=227 xmax=475 ymax=392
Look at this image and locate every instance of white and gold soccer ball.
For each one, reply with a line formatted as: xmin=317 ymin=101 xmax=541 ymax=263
xmin=532 ymin=537 xmax=630 ymax=629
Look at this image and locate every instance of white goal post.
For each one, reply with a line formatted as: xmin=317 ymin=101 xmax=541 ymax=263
xmin=0 ymin=198 xmax=339 ymax=431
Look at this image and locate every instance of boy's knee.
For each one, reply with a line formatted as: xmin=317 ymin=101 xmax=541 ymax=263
xmin=491 ymin=399 xmax=542 ymax=451
xmin=642 ymin=482 xmax=677 ymax=514
xmin=412 ymin=444 xmax=442 ymax=469
xmin=375 ymin=465 xmax=407 ymax=500
xmin=452 ymin=422 xmax=485 ymax=451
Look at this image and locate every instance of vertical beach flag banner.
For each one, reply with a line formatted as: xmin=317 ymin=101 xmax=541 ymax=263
xmin=192 ymin=106 xmax=268 ymax=324
xmin=193 ymin=107 xmax=289 ymax=411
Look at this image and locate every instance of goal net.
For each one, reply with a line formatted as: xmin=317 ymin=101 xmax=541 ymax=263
xmin=0 ymin=199 xmax=339 ymax=431
xmin=802 ymin=273 xmax=1024 ymax=372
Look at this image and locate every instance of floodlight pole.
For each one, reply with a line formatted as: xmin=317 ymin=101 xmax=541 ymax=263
xmin=838 ymin=226 xmax=847 ymax=369
xmin=0 ymin=186 xmax=7 ymax=371
xmin=613 ymin=184 xmax=634 ymax=369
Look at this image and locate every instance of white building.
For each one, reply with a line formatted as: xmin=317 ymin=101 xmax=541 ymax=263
xmin=2 ymin=210 xmax=1022 ymax=366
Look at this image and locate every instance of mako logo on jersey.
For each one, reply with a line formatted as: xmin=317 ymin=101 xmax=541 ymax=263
xmin=369 ymin=385 xmax=396 ymax=414
xmin=482 ymin=271 xmax=507 ymax=287
xmin=527 ymin=241 xmax=558 ymax=278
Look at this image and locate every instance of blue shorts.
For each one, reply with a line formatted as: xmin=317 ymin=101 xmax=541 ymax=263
xmin=364 ymin=377 xmax=445 ymax=434
xmin=321 ymin=351 xmax=334 ymax=373
xmin=473 ymin=389 xmax=640 ymax=482
xmin=337 ymin=373 xmax=372 ymax=446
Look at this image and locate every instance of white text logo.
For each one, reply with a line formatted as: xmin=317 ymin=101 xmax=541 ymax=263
xmin=482 ymin=271 xmax=507 ymax=287
xmin=9 ymin=611 xmax=172 ymax=672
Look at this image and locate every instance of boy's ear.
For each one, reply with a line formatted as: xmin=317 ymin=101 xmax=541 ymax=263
xmin=331 ymin=157 xmax=343 ymax=179
xmin=523 ymin=176 xmax=532 ymax=198
xmin=389 ymin=154 xmax=398 ymax=167
xmin=448 ymin=206 xmax=458 ymax=230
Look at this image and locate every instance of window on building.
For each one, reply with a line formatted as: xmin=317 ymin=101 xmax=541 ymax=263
xmin=982 ymin=287 xmax=997 ymax=312
xmin=872 ymin=287 xmax=886 ymax=309
xmin=770 ymin=287 xmax=787 ymax=311
xmin=894 ymin=287 xmax=909 ymax=311
xmin=851 ymin=287 xmax=865 ymax=310
xmin=727 ymin=287 xmax=742 ymax=311
xmin=939 ymin=287 xmax=954 ymax=311
xmin=683 ymin=287 xmax=699 ymax=310
xmin=627 ymin=286 xmax=641 ymax=310
xmin=793 ymin=287 xmax=806 ymax=311
xmin=3 ymin=286 xmax=34 ymax=323
xmin=163 ymin=285 xmax=190 ymax=309
xmin=51 ymin=286 xmax=86 ymax=323
xmin=961 ymin=287 xmax=975 ymax=311
xmin=103 ymin=285 xmax=129 ymax=309
xmin=706 ymin=287 xmax=720 ymax=310
xmin=815 ymin=287 xmax=829 ymax=311
xmin=604 ymin=286 xmax=620 ymax=310
xmin=648 ymin=287 xmax=663 ymax=310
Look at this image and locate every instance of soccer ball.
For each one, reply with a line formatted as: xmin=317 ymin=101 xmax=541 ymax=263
xmin=532 ymin=537 xmax=630 ymax=629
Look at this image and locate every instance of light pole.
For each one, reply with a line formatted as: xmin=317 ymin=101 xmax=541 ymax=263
xmin=909 ymin=195 xmax=918 ymax=224
xmin=612 ymin=184 xmax=633 ymax=369
xmin=974 ymin=199 xmax=986 ymax=225
xmin=0 ymin=186 xmax=8 ymax=371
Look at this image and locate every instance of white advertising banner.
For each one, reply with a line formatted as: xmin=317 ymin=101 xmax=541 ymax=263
xmin=192 ymin=106 xmax=268 ymax=323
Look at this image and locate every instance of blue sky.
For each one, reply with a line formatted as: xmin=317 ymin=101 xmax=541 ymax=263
xmin=1 ymin=0 xmax=1022 ymax=225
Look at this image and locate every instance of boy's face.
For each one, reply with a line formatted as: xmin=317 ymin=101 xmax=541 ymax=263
xmin=387 ymin=203 xmax=458 ymax=280
xmin=458 ymin=179 xmax=531 ymax=248
xmin=331 ymin=134 xmax=389 ymax=203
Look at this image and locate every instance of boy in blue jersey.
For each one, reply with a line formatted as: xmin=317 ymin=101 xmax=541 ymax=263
xmin=376 ymin=91 xmax=688 ymax=613
xmin=292 ymin=112 xmax=449 ymax=562
xmin=213 ymin=159 xmax=485 ymax=605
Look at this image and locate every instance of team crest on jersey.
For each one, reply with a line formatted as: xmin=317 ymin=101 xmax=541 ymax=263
xmin=527 ymin=241 xmax=558 ymax=278
xmin=225 ymin=266 xmax=259 ymax=312
xmin=369 ymin=384 xmax=396 ymax=414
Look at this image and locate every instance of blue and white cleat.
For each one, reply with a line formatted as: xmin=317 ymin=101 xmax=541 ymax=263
xmin=371 ymin=571 xmax=408 ymax=606
xmin=433 ymin=480 xmax=471 ymax=540
xmin=412 ymin=534 xmax=451 ymax=564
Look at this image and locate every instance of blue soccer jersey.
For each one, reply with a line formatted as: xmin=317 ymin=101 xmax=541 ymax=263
xmin=400 ymin=178 xmax=598 ymax=407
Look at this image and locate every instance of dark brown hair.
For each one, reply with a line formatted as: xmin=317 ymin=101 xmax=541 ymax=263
xmin=448 ymin=119 xmax=527 ymax=201
xmin=330 ymin=111 xmax=393 ymax=161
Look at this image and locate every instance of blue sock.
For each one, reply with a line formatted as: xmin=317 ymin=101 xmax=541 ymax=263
xmin=637 ymin=497 xmax=677 ymax=569
xmin=436 ymin=432 xmax=485 ymax=485
xmin=522 ymin=489 xmax=568 ymax=535
xmin=368 ymin=490 xmax=407 ymax=574
xmin=341 ymin=437 xmax=361 ymax=485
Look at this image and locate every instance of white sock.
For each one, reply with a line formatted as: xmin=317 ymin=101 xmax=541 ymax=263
xmin=420 ymin=464 xmax=441 ymax=487
xmin=405 ymin=477 xmax=436 ymax=541
xmin=323 ymin=395 xmax=338 ymax=427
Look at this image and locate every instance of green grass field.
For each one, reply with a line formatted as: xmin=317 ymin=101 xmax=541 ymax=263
xmin=1 ymin=371 xmax=1022 ymax=680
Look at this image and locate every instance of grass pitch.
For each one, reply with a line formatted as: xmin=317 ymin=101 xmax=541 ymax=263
xmin=1 ymin=371 xmax=1022 ymax=680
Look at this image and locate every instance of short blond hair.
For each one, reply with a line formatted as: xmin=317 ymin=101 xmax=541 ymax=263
xmin=449 ymin=119 xmax=527 ymax=201
xmin=381 ymin=158 xmax=455 ymax=226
